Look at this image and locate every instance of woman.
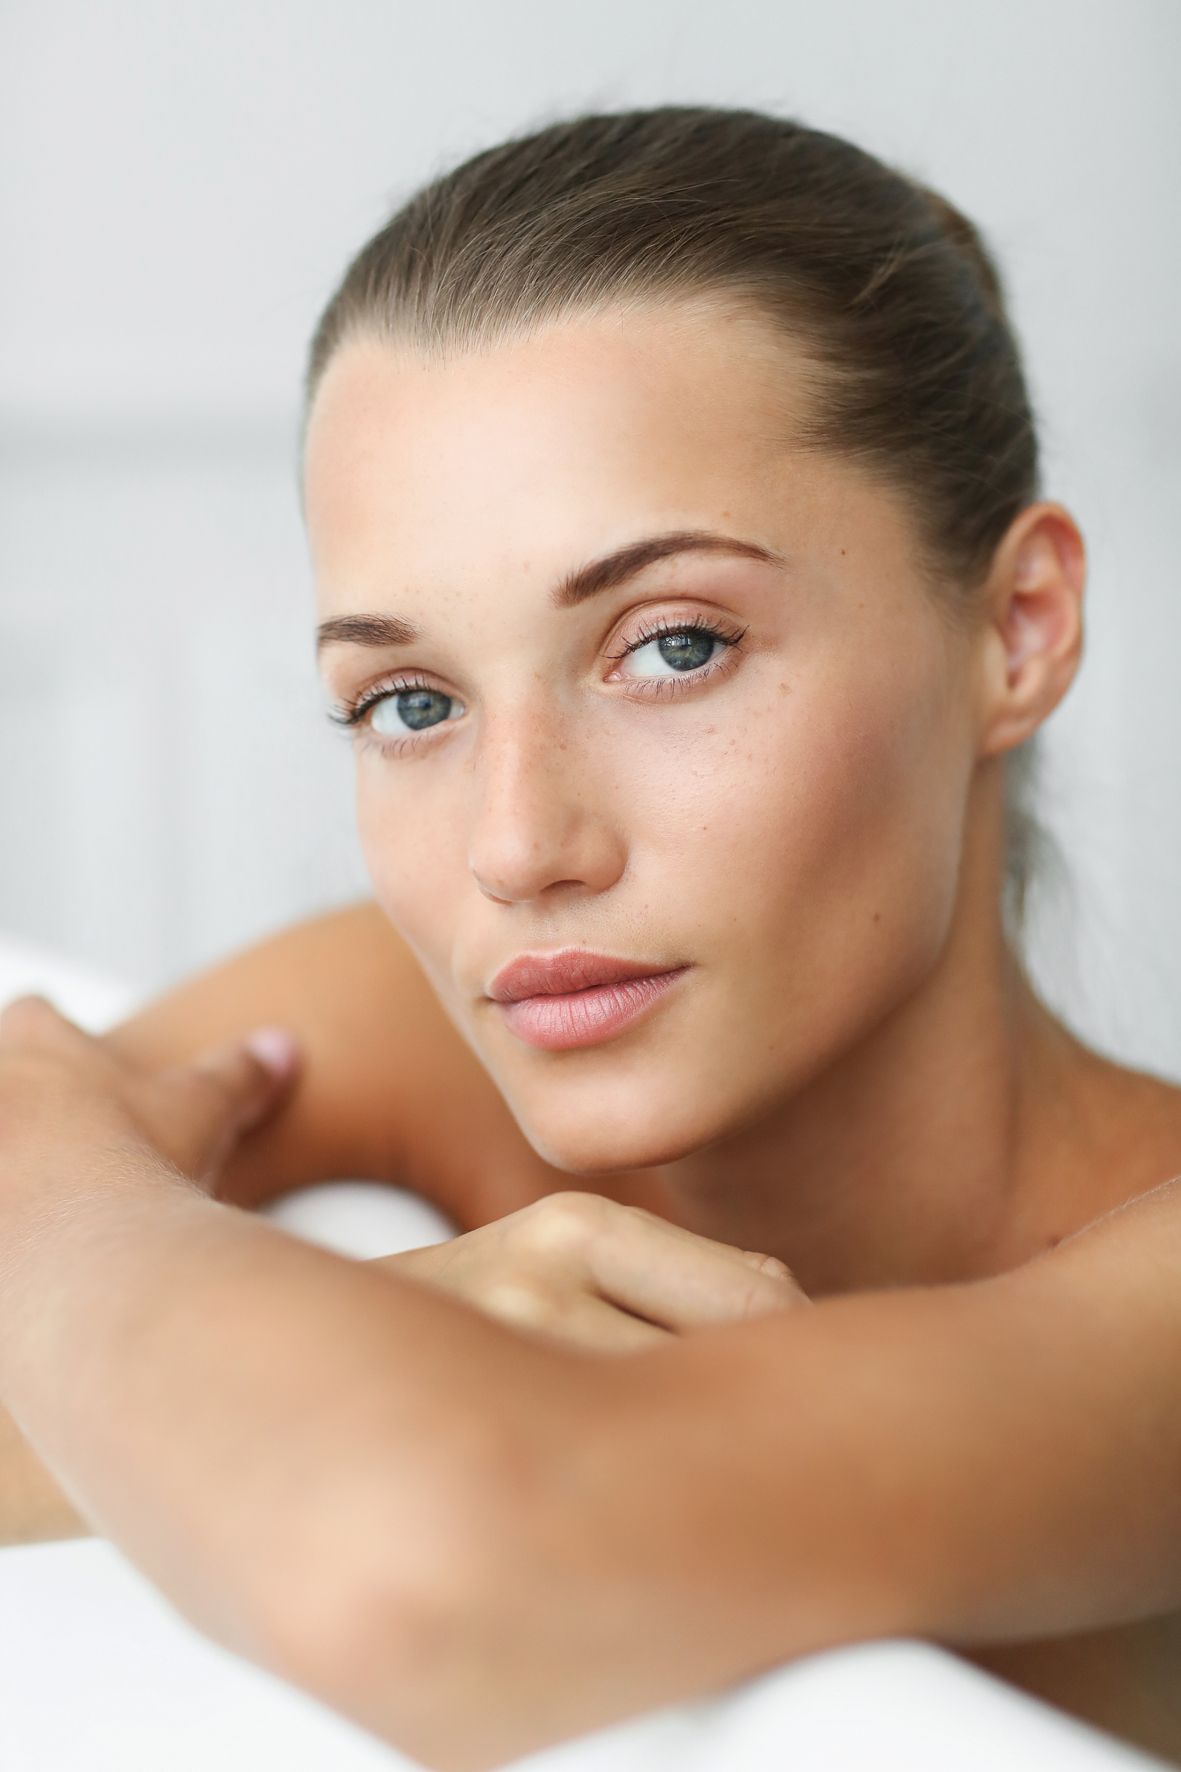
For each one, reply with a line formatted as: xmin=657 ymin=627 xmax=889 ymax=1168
xmin=3 ymin=108 xmax=1181 ymax=1768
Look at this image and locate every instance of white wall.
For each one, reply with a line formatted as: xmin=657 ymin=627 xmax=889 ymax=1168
xmin=1 ymin=0 xmax=1178 ymax=1073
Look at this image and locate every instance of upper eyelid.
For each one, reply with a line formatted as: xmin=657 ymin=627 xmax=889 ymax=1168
xmin=609 ymin=594 xmax=748 ymax=632
xmin=611 ymin=612 xmax=748 ymax=659
xmin=329 ymin=668 xmax=448 ymax=727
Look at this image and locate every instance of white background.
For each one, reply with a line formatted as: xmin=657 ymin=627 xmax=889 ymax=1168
xmin=0 ymin=0 xmax=1178 ymax=1075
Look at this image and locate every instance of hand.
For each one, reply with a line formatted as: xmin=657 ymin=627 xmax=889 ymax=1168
xmin=0 ymin=995 xmax=299 ymax=1202
xmin=378 ymin=1191 xmax=807 ymax=1352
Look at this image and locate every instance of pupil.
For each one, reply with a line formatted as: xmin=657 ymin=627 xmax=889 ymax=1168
xmin=396 ymin=689 xmax=452 ymax=730
xmin=658 ymin=631 xmax=715 ymax=672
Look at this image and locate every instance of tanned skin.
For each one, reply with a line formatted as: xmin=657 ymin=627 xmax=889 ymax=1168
xmin=4 ymin=303 xmax=1181 ymax=1766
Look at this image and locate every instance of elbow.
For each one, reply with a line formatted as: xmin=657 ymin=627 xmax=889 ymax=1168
xmin=261 ymin=1569 xmax=480 ymax=1771
xmin=248 ymin=1432 xmax=548 ymax=1772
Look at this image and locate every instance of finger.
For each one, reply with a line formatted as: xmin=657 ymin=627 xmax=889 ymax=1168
xmin=535 ymin=1293 xmax=671 ymax=1355
xmin=385 ymin=1233 xmax=672 ymax=1354
xmin=471 ymin=1278 xmax=670 ymax=1354
xmin=586 ymin=1208 xmax=806 ymax=1332
xmin=156 ymin=1027 xmax=299 ymax=1176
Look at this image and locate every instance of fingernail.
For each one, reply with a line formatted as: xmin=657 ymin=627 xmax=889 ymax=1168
xmin=244 ymin=1026 xmax=299 ymax=1076
xmin=742 ymin=1250 xmax=792 ymax=1280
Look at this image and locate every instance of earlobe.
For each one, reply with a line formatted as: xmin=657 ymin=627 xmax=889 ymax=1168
xmin=979 ymin=503 xmax=1086 ymax=758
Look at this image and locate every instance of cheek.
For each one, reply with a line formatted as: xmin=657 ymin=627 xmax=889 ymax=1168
xmin=354 ymin=765 xmax=468 ymax=964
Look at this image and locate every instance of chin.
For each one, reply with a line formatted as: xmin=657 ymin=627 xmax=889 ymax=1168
xmin=521 ymin=1117 xmax=706 ymax=1176
xmin=491 ymin=1065 xmax=750 ymax=1175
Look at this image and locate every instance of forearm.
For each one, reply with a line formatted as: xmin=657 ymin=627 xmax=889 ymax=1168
xmin=629 ymin=1228 xmax=1181 ymax=1660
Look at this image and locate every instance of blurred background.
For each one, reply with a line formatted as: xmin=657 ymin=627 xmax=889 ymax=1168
xmin=0 ymin=0 xmax=1178 ymax=1073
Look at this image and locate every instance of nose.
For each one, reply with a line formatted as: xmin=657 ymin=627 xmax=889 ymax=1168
xmin=467 ymin=707 xmax=627 ymax=905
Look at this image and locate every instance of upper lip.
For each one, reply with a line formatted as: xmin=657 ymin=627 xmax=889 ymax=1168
xmin=488 ymin=950 xmax=681 ymax=1003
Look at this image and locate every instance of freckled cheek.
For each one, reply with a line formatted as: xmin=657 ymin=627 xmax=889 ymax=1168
xmin=755 ymin=678 xmax=968 ymax=958
xmin=634 ymin=674 xmax=963 ymax=944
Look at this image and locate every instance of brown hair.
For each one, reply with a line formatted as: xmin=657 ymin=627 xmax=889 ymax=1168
xmin=309 ymin=106 xmax=1038 ymax=586
xmin=308 ymin=107 xmax=1043 ymax=910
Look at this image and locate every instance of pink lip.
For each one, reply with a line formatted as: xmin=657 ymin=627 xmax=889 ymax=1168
xmin=488 ymin=950 xmax=687 ymax=1051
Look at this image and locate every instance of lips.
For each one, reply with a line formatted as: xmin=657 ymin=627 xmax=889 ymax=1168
xmin=488 ymin=950 xmax=687 ymax=1051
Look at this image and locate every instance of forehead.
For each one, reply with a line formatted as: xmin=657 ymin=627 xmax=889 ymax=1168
xmin=302 ymin=301 xmax=909 ymax=614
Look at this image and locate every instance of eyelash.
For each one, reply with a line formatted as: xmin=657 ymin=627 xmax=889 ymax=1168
xmin=611 ymin=612 xmax=747 ymax=658
xmin=609 ymin=613 xmax=748 ymax=691
xmin=329 ymin=673 xmax=435 ymax=730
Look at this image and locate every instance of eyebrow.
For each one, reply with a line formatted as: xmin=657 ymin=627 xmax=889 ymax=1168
xmin=553 ymin=530 xmax=781 ymax=607
xmin=315 ymin=530 xmax=781 ymax=651
xmin=316 ymin=613 xmax=420 ymax=651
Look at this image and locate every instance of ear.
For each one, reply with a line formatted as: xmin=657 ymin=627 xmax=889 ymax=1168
xmin=977 ymin=502 xmax=1085 ymax=758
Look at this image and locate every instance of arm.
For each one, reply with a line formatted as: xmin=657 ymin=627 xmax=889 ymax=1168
xmin=5 ymin=1006 xmax=1181 ymax=1771
xmin=2 ymin=992 xmax=799 ymax=1548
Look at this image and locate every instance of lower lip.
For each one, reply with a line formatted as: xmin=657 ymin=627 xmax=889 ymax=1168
xmin=498 ymin=970 xmax=686 ymax=1051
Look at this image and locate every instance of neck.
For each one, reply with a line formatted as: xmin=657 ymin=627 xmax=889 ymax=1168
xmin=656 ymin=779 xmax=1095 ymax=1294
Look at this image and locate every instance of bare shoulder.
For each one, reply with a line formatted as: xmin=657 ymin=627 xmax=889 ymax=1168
xmin=1081 ymin=1049 xmax=1181 ymax=1195
xmin=108 ymin=903 xmax=567 ymax=1227
xmin=1037 ymin=1011 xmax=1181 ymax=1234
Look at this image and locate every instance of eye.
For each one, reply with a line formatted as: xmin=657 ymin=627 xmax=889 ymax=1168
xmin=628 ymin=630 xmax=723 ymax=676
xmin=608 ymin=613 xmax=747 ymax=691
xmin=370 ymin=688 xmax=464 ymax=735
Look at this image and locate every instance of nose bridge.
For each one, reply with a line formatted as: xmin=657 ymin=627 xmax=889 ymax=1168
xmin=467 ymin=693 xmax=621 ymax=904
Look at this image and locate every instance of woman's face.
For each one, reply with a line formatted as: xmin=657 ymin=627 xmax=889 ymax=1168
xmin=306 ymin=301 xmax=988 ymax=1172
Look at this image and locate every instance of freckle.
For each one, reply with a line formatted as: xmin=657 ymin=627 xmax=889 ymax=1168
xmin=778 ymin=682 xmax=789 ymax=695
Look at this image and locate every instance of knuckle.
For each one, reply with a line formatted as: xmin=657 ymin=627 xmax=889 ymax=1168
xmin=523 ymin=1190 xmax=604 ymax=1253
